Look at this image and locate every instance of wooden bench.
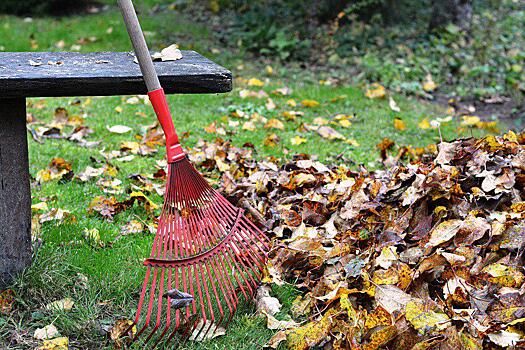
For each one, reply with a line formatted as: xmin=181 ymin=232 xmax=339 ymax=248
xmin=0 ymin=50 xmax=232 ymax=288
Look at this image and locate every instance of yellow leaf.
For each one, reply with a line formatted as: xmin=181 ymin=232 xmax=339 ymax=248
xmin=114 ymin=106 xmax=123 ymax=113
xmin=363 ymin=326 xmax=397 ymax=350
xmin=476 ymin=121 xmax=499 ymax=133
xmin=291 ymin=136 xmax=307 ymax=145
xmin=345 ymin=138 xmax=360 ymax=146
xmin=32 ymin=202 xmax=49 ymax=212
xmin=365 ymin=306 xmax=392 ymax=330
xmin=38 ymin=337 xmax=69 ymax=350
xmin=264 ymin=118 xmax=284 ymax=130
xmin=301 ymin=99 xmax=320 ymax=107
xmin=287 ymin=308 xmax=337 ymax=350
xmin=339 ymin=293 xmax=358 ymax=323
xmin=461 ymin=115 xmax=481 ymax=126
xmin=405 ymin=300 xmax=450 ymax=335
xmin=265 ymin=65 xmax=273 ymax=75
xmin=482 ymin=263 xmax=525 ymax=287
xmin=264 ymin=133 xmax=280 ymax=147
xmin=286 ymin=99 xmax=297 ymax=107
xmin=130 ymin=191 xmax=159 ymax=210
xmin=339 ymin=119 xmax=352 ymax=128
xmin=422 ymin=74 xmax=437 ymax=92
xmin=84 ymin=228 xmax=102 ymax=247
xmin=504 ymin=130 xmax=518 ymax=142
xmin=365 ymin=83 xmax=386 ymax=99
xmin=282 ymin=110 xmax=304 ymax=120
xmin=418 ymin=118 xmax=430 ymax=129
xmin=394 ymin=118 xmax=406 ymax=131
xmin=247 ymin=78 xmax=264 ymax=87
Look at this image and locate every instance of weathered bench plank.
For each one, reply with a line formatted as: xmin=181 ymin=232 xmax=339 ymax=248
xmin=0 ymin=50 xmax=232 ymax=97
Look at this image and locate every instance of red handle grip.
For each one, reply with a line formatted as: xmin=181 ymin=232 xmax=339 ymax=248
xmin=148 ymin=88 xmax=185 ymax=162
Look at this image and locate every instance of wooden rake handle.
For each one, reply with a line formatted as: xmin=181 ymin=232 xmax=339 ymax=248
xmin=117 ymin=0 xmax=184 ymax=162
xmin=117 ymin=0 xmax=161 ymax=92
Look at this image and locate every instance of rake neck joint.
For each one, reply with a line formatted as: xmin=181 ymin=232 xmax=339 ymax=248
xmin=148 ymin=88 xmax=185 ymax=163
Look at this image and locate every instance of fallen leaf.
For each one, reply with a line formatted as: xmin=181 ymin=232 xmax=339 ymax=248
xmin=423 ymin=74 xmax=438 ymax=92
xmin=405 ymin=300 xmax=450 ymax=334
xmin=265 ymin=330 xmax=287 ymax=349
xmin=317 ymin=126 xmax=345 ymax=140
xmin=120 ymin=220 xmax=143 ymax=235
xmin=365 ymin=83 xmax=386 ymax=99
xmin=189 ymin=320 xmax=226 ymax=341
xmin=389 ymin=97 xmax=400 ymax=112
xmin=256 ymin=285 xmax=282 ymax=316
xmin=39 ymin=208 xmax=73 ymax=224
xmin=34 ymin=324 xmax=59 ymax=340
xmin=106 ymin=125 xmax=132 ymax=134
xmin=0 ymin=289 xmax=15 ymax=314
xmin=264 ymin=119 xmax=284 ymax=130
xmin=110 ymin=319 xmax=136 ymax=348
xmin=291 ymin=136 xmax=307 ymax=145
xmin=37 ymin=337 xmax=68 ymax=350
xmin=394 ymin=117 xmax=406 ymax=131
xmin=152 ymin=44 xmax=182 ymax=61
xmin=287 ymin=308 xmax=336 ymax=350
xmin=247 ymin=78 xmax=264 ymax=87
xmin=301 ymin=99 xmax=320 ymax=107
xmin=488 ymin=329 xmax=523 ymax=347
xmin=264 ymin=311 xmax=299 ymax=330
xmin=46 ymin=298 xmax=74 ymax=312
xmin=425 ymin=219 xmax=462 ymax=248
xmin=418 ymin=118 xmax=430 ymax=129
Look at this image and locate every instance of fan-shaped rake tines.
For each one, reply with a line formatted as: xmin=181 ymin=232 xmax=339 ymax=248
xmin=130 ymin=157 xmax=269 ymax=348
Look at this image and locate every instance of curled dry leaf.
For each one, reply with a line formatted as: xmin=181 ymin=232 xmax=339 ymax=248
xmin=150 ymin=44 xmax=182 ymax=61
xmin=34 ymin=324 xmax=59 ymax=340
xmin=256 ymin=285 xmax=282 ymax=316
xmin=110 ymin=319 xmax=136 ymax=349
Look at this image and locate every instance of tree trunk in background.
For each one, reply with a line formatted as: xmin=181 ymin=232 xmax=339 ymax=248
xmin=429 ymin=0 xmax=473 ymax=31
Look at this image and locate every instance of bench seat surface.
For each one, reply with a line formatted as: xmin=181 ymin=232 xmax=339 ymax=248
xmin=0 ymin=50 xmax=232 ymax=97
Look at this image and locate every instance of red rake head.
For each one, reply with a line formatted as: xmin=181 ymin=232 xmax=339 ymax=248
xmin=129 ymin=157 xmax=269 ymax=347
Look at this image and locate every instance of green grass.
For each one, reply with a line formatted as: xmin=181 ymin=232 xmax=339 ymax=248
xmin=0 ymin=3 xmax=496 ymax=349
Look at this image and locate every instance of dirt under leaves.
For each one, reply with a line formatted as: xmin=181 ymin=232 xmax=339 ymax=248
xmin=184 ymin=132 xmax=525 ymax=349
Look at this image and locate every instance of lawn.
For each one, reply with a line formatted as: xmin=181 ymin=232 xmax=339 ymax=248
xmin=0 ymin=2 xmax=497 ymax=349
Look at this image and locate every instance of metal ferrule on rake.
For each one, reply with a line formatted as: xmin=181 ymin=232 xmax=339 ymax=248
xmin=118 ymin=0 xmax=269 ymax=346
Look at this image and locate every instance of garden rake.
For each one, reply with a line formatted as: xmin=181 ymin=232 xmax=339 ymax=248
xmin=118 ymin=0 xmax=269 ymax=346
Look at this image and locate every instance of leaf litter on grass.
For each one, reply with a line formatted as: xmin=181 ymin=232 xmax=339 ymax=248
xmin=180 ymin=132 xmax=525 ymax=349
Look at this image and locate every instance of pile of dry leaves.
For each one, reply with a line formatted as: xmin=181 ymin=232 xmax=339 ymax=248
xmin=187 ymin=132 xmax=525 ymax=349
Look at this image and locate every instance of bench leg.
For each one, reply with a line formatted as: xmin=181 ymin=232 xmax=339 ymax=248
xmin=0 ymin=98 xmax=31 ymax=288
